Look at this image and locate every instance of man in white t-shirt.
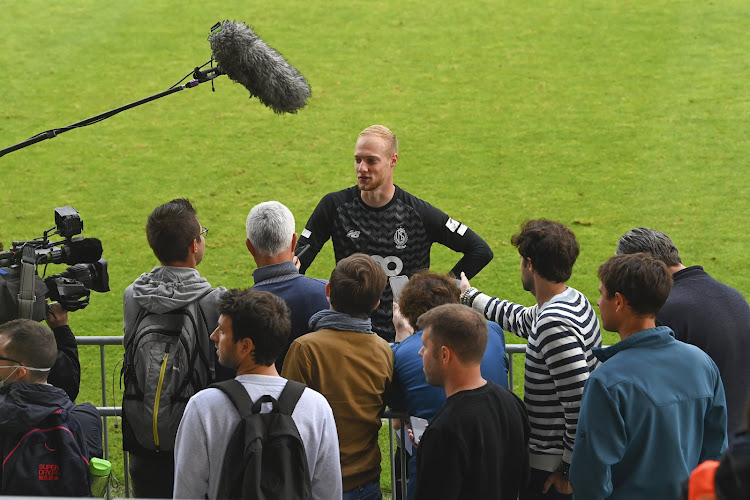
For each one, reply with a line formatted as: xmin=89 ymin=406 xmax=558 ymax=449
xmin=173 ymin=289 xmax=342 ymax=500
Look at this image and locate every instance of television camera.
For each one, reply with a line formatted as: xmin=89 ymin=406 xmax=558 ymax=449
xmin=0 ymin=207 xmax=109 ymax=323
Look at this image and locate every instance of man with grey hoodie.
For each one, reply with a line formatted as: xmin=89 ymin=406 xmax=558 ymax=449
xmin=122 ymin=198 xmax=226 ymax=498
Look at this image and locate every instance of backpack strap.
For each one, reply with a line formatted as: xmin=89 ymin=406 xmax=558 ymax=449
xmin=209 ymin=379 xmax=255 ymax=419
xmin=275 ymin=380 xmax=306 ymax=416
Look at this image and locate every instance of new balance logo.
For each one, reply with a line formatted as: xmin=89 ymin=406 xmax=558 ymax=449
xmin=347 ymin=230 xmax=360 ymax=239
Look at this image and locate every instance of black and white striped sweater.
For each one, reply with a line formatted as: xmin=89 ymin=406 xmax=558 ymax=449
xmin=473 ymin=286 xmax=602 ymax=471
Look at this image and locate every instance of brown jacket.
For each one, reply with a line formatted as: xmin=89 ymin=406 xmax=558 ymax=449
xmin=283 ymin=328 xmax=394 ymax=491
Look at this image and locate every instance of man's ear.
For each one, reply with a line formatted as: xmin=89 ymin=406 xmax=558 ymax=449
xmin=246 ymin=238 xmax=255 ymax=255
xmin=290 ymin=233 xmax=298 ymax=252
xmin=614 ymin=292 xmax=627 ymax=312
xmin=440 ymin=345 xmax=451 ymax=365
xmin=13 ymin=365 xmax=29 ymax=382
xmin=238 ymin=336 xmax=254 ymax=356
xmin=391 ymin=153 xmax=398 ymax=168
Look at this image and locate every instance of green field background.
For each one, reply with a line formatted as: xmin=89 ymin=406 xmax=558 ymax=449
xmin=2 ymin=0 xmax=749 ymax=495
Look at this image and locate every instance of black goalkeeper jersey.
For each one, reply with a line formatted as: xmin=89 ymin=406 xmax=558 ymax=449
xmin=296 ymin=185 xmax=493 ymax=341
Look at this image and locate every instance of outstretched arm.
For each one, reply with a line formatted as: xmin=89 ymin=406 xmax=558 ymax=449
xmin=460 ymin=273 xmax=536 ymax=340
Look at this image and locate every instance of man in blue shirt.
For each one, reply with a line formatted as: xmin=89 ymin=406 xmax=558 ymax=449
xmin=388 ymin=270 xmax=509 ymax=499
xmin=571 ymin=253 xmax=727 ymax=500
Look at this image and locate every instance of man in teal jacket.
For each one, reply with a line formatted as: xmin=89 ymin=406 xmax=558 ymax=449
xmin=570 ymin=253 xmax=727 ymax=500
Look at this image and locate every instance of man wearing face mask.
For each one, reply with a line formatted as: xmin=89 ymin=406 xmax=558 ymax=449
xmin=0 ymin=319 xmax=103 ymax=493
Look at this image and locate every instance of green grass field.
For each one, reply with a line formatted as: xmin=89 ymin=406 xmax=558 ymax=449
xmin=2 ymin=0 xmax=750 ymax=495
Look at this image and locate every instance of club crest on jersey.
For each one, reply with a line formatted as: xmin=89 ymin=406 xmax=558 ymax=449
xmin=347 ymin=230 xmax=360 ymax=239
xmin=394 ymin=227 xmax=408 ymax=249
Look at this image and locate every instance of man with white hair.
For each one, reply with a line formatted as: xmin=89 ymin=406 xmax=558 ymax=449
xmin=246 ymin=201 xmax=329 ymax=371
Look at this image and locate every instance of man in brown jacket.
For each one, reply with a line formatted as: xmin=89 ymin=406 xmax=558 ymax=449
xmin=283 ymin=253 xmax=394 ymax=500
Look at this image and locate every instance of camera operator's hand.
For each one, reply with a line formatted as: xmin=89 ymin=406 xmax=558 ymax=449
xmin=45 ymin=302 xmax=69 ymax=329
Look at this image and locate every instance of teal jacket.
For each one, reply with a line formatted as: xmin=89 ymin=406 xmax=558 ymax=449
xmin=570 ymin=326 xmax=727 ymax=500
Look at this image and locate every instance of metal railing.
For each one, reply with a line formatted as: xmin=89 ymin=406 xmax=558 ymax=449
xmin=77 ymin=336 xmax=530 ymax=498
xmin=76 ymin=336 xmax=128 ymax=498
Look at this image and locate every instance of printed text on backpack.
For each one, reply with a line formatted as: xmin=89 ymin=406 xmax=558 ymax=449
xmin=1 ymin=406 xmax=91 ymax=496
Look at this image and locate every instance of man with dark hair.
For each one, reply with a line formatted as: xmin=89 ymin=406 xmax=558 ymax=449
xmin=245 ymin=201 xmax=329 ymax=371
xmin=460 ymin=219 xmax=602 ymax=499
xmin=571 ymin=253 xmax=727 ymax=500
xmin=413 ymin=304 xmax=529 ymax=500
xmin=122 ymin=198 xmax=227 ymax=498
xmin=389 ymin=270 xmax=509 ymax=500
xmin=173 ymin=289 xmax=341 ymax=500
xmin=617 ymin=226 xmax=750 ymax=441
xmin=283 ymin=253 xmax=394 ymax=500
xmin=295 ymin=125 xmax=493 ymax=342
xmin=0 ymin=319 xmax=102 ymax=491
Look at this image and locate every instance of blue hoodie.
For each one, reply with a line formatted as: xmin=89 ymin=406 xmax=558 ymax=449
xmin=570 ymin=327 xmax=727 ymax=500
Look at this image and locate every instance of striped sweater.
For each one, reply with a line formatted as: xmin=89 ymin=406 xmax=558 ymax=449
xmin=472 ymin=286 xmax=602 ymax=471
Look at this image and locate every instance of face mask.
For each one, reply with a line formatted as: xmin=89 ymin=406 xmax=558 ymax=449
xmin=0 ymin=366 xmax=20 ymax=389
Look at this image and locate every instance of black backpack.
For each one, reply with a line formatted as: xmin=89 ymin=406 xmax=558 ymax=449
xmin=210 ymin=379 xmax=312 ymax=500
xmin=121 ymin=293 xmax=212 ymax=453
xmin=1 ymin=404 xmax=91 ymax=496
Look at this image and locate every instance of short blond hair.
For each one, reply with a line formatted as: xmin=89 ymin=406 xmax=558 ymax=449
xmin=359 ymin=125 xmax=398 ymax=155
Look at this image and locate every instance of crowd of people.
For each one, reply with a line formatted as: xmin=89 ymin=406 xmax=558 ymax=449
xmin=1 ymin=124 xmax=749 ymax=499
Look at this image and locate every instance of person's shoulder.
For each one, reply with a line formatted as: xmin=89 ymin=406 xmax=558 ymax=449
xmin=297 ymin=385 xmax=332 ymax=408
xmin=487 ymin=321 xmax=504 ymax=335
xmin=393 ymin=185 xmax=435 ymax=210
xmin=538 ymin=289 xmax=596 ymax=323
xmin=668 ymin=336 xmax=718 ymax=368
xmin=189 ymin=386 xmax=228 ymax=405
xmin=291 ymin=330 xmax=327 ymax=347
xmin=71 ymin=401 xmax=101 ymax=421
xmin=394 ymin=333 xmax=422 ymax=355
xmin=296 ymin=274 xmax=328 ymax=289
xmin=202 ymin=286 xmax=226 ymax=301
xmin=373 ymin=333 xmax=395 ymax=352
xmin=319 ymin=186 xmax=359 ymax=206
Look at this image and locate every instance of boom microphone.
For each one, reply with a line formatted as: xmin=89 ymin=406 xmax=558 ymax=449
xmin=208 ymin=21 xmax=311 ymax=114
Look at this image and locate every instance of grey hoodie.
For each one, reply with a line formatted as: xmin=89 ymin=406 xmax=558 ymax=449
xmin=123 ymin=265 xmax=226 ymax=378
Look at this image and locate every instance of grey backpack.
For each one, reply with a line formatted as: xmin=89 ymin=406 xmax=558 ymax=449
xmin=121 ymin=292 xmax=211 ymax=453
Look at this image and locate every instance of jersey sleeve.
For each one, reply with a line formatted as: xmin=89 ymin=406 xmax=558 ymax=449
xmin=295 ymin=194 xmax=337 ymax=274
xmin=415 ymin=199 xmax=493 ymax=279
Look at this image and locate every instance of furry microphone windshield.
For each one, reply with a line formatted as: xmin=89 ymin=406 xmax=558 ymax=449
xmin=208 ymin=21 xmax=311 ymax=114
